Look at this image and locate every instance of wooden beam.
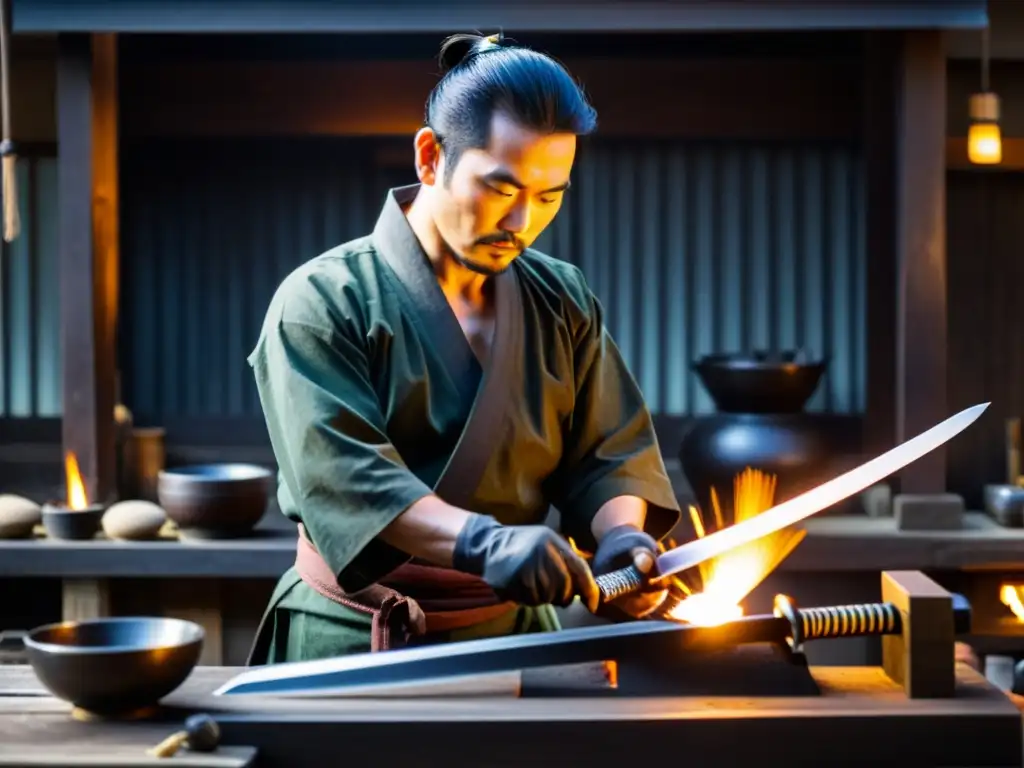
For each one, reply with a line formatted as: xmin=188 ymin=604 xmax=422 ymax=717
xmin=894 ymin=31 xmax=948 ymax=494
xmin=10 ymin=0 xmax=989 ymax=34
xmin=118 ymin=57 xmax=862 ymax=140
xmin=862 ymin=32 xmax=900 ymax=458
xmin=56 ymin=33 xmax=119 ymax=506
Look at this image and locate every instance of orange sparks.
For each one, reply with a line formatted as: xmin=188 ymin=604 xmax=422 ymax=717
xmin=668 ymin=468 xmax=806 ymax=627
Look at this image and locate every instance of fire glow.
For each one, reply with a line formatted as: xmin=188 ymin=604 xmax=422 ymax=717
xmin=64 ymin=451 xmax=89 ymax=509
xmin=665 ymin=468 xmax=807 ymax=627
xmin=1000 ymin=584 xmax=1024 ymax=622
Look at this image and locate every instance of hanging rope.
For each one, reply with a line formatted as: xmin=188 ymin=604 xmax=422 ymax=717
xmin=0 ymin=0 xmax=19 ymax=243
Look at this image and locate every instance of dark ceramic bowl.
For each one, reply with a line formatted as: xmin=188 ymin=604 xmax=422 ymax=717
xmin=24 ymin=616 xmax=203 ymax=716
xmin=41 ymin=503 xmax=105 ymax=541
xmin=693 ymin=351 xmax=828 ymax=414
xmin=157 ymin=463 xmax=272 ymax=539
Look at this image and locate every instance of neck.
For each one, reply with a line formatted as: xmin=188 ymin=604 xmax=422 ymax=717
xmin=405 ymin=191 xmax=489 ymax=308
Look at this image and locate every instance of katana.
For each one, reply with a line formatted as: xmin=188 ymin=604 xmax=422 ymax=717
xmin=213 ymin=593 xmax=971 ymax=697
xmin=596 ymin=402 xmax=989 ymax=603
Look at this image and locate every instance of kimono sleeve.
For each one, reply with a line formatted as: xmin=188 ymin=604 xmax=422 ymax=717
xmin=248 ymin=312 xmax=433 ymax=593
xmin=547 ymin=281 xmax=681 ymax=552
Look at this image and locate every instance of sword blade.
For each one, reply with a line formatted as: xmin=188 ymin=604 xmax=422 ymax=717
xmin=214 ymin=594 xmax=973 ymax=698
xmin=655 ymin=402 xmax=988 ymax=580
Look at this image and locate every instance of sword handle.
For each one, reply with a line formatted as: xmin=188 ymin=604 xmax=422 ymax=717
xmin=595 ymin=565 xmax=645 ymax=603
xmin=774 ymin=592 xmax=971 ymax=649
xmin=774 ymin=595 xmax=902 ymax=648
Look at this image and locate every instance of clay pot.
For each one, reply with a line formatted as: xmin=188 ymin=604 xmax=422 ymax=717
xmin=679 ymin=351 xmax=835 ymax=521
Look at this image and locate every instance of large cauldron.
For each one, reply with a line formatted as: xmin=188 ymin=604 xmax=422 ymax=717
xmin=678 ymin=351 xmax=834 ymax=522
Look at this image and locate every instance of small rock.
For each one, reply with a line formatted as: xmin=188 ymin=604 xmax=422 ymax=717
xmin=102 ymin=500 xmax=167 ymax=541
xmin=0 ymin=495 xmax=41 ymax=539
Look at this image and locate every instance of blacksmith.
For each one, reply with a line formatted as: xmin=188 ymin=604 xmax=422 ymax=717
xmin=247 ymin=33 xmax=681 ymax=664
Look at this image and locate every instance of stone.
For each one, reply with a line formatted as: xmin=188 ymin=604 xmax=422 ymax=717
xmin=0 ymin=495 xmax=41 ymax=538
xmin=102 ymin=500 xmax=167 ymax=541
xmin=860 ymin=483 xmax=892 ymax=517
xmin=894 ymin=493 xmax=964 ymax=531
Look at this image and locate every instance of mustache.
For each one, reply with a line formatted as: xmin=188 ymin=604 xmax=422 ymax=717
xmin=475 ymin=232 xmax=524 ymax=250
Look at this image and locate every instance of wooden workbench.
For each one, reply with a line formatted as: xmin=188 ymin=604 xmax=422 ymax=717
xmin=1 ymin=663 xmax=1021 ymax=767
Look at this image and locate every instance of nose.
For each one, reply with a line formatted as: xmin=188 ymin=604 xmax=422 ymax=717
xmin=499 ymin=199 xmax=531 ymax=235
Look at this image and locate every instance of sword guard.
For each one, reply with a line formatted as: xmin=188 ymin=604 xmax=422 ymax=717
xmin=595 ymin=564 xmax=645 ymax=603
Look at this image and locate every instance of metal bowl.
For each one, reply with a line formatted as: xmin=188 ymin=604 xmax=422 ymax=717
xmin=157 ymin=463 xmax=272 ymax=539
xmin=23 ymin=617 xmax=204 ymax=717
xmin=41 ymin=503 xmax=105 ymax=541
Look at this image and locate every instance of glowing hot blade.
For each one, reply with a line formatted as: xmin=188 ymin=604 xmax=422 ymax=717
xmin=656 ymin=402 xmax=989 ymax=580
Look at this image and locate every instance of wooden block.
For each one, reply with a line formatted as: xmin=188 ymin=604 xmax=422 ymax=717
xmin=61 ymin=579 xmax=111 ymax=622
xmin=893 ymin=493 xmax=964 ymax=531
xmin=881 ymin=570 xmax=955 ymax=698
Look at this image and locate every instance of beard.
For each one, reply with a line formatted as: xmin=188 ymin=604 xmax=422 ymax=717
xmin=441 ymin=232 xmax=523 ymax=277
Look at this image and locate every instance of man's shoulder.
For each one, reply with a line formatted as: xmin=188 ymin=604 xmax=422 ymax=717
xmin=264 ymin=235 xmax=383 ymax=332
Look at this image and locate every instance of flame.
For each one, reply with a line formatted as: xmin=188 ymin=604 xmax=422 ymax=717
xmin=64 ymin=452 xmax=89 ymax=510
xmin=1000 ymin=584 xmax=1024 ymax=622
xmin=667 ymin=468 xmax=807 ymax=626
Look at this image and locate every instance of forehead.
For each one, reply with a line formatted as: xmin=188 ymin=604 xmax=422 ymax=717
xmin=468 ymin=111 xmax=576 ymax=188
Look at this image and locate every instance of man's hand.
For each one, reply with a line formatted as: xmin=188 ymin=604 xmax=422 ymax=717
xmin=591 ymin=524 xmax=666 ymax=619
xmin=453 ymin=514 xmax=601 ymax=612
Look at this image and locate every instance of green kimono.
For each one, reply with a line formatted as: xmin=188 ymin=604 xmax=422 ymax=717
xmin=246 ymin=184 xmax=680 ymax=664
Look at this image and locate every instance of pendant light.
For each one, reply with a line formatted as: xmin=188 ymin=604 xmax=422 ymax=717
xmin=968 ymin=24 xmax=1002 ymax=166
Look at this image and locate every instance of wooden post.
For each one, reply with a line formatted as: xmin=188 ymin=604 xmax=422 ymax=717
xmin=160 ymin=580 xmax=224 ymax=666
xmin=881 ymin=570 xmax=955 ymax=698
xmin=61 ymin=579 xmax=111 ymax=622
xmin=894 ymin=31 xmax=948 ymax=493
xmin=862 ymin=32 xmax=899 ymax=458
xmin=56 ymin=33 xmax=119 ymax=506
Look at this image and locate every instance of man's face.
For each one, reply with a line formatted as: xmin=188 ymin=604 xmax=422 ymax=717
xmin=428 ymin=112 xmax=576 ymax=275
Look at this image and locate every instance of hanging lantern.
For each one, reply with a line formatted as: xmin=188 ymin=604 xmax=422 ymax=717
xmin=968 ymin=92 xmax=1002 ymax=165
xmin=968 ymin=24 xmax=1002 ymax=167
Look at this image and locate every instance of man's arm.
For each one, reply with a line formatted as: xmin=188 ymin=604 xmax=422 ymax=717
xmin=251 ymin=313 xmax=443 ymax=590
xmin=544 ymin=274 xmax=681 ymax=616
xmin=378 ymin=495 xmax=473 ymax=567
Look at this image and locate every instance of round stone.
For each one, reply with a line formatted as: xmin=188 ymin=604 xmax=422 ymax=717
xmin=102 ymin=500 xmax=167 ymax=541
xmin=0 ymin=494 xmax=41 ymax=539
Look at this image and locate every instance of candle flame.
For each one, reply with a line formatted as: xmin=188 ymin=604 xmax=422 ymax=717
xmin=667 ymin=468 xmax=806 ymax=626
xmin=64 ymin=452 xmax=89 ymax=510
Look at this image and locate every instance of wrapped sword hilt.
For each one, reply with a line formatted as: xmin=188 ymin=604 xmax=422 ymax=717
xmin=595 ymin=564 xmax=645 ymax=603
xmin=773 ymin=594 xmax=901 ymax=651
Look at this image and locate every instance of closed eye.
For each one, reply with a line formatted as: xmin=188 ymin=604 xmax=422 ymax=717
xmin=482 ymin=182 xmax=514 ymax=198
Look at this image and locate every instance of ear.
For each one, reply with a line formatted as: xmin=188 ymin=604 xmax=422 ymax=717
xmin=413 ymin=127 xmax=443 ymax=186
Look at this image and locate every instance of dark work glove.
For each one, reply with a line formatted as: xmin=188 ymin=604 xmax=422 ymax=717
xmin=591 ymin=524 xmax=665 ymax=620
xmin=453 ymin=514 xmax=600 ymax=612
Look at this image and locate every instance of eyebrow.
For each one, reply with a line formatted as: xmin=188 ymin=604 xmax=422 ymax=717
xmin=482 ymin=169 xmax=571 ymax=195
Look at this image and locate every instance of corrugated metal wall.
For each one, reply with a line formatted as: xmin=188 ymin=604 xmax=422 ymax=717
xmin=119 ymin=137 xmax=866 ymax=423
xmin=0 ymin=156 xmax=61 ymax=417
